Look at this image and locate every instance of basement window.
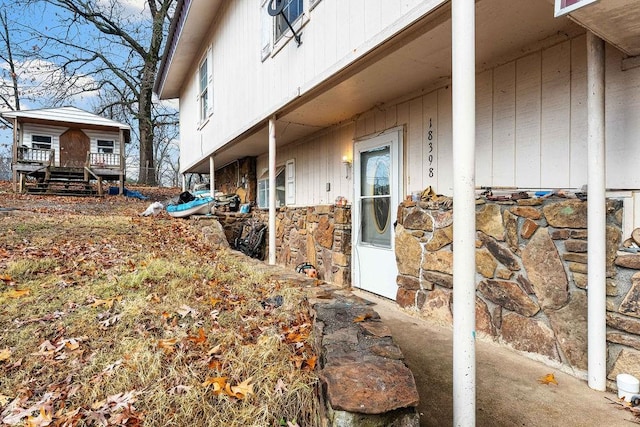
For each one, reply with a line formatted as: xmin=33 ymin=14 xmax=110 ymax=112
xmin=257 ymin=159 xmax=296 ymax=209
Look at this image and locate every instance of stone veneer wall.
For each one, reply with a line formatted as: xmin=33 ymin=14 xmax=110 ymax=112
xmin=213 ymin=157 xmax=256 ymax=203
xmin=217 ymin=205 xmax=352 ymax=287
xmin=395 ymin=197 xmax=640 ymax=380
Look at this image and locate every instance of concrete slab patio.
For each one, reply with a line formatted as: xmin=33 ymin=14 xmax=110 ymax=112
xmin=353 ymin=290 xmax=637 ymax=427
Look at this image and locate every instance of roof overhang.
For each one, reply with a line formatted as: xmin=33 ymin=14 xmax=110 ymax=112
xmin=155 ymin=0 xmax=223 ymax=98
xmin=561 ymin=0 xmax=640 ymax=56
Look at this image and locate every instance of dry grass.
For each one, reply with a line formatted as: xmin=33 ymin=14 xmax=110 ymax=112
xmin=0 ymin=203 xmax=319 ymax=426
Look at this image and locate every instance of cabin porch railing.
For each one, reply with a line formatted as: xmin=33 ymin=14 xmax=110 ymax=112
xmin=87 ymin=152 xmax=123 ymax=169
xmin=17 ymin=146 xmax=54 ymax=165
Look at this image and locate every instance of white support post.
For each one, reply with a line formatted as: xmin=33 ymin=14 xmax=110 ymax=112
xmin=268 ymin=116 xmax=277 ymax=265
xmin=452 ymin=0 xmax=476 ymax=425
xmin=209 ymin=155 xmax=215 ymax=198
xmin=587 ymin=31 xmax=607 ymax=391
xmin=182 ymin=174 xmax=187 ymax=192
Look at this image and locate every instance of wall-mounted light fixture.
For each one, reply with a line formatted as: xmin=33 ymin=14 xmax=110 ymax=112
xmin=342 ymin=155 xmax=352 ymax=179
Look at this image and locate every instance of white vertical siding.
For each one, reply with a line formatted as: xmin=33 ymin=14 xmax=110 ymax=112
xmin=256 ymin=122 xmax=356 ymax=207
xmin=422 ymin=92 xmax=438 ymax=189
xmin=515 ymin=52 xmax=542 ymax=187
xmin=346 ymin=37 xmax=640 ymax=196
xmin=235 ymin=33 xmax=640 ymax=203
xmin=540 ymin=42 xmax=571 ymax=188
xmin=20 ymin=125 xmax=121 ymax=166
xmin=84 ymin=130 xmax=122 ymax=156
xmin=605 ymin=44 xmax=640 ymax=189
xmin=476 ymin=70 xmax=493 ymax=187
xmin=179 ymin=0 xmax=448 ymax=172
xmin=22 ymin=124 xmax=65 ymax=166
xmin=407 ymin=97 xmax=423 ymax=193
xmin=492 ymin=62 xmax=516 ymax=185
xmin=570 ymin=35 xmax=588 ymax=189
xmin=436 ymin=87 xmax=452 ymax=194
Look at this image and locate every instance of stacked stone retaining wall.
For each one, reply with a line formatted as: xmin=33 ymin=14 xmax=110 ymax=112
xmin=216 ymin=205 xmax=352 ymax=287
xmin=395 ymin=196 xmax=640 ymax=380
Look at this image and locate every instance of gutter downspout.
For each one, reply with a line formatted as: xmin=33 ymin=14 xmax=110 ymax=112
xmin=587 ymin=31 xmax=606 ymax=391
xmin=452 ymin=0 xmax=476 ymax=424
xmin=268 ymin=116 xmax=277 ymax=265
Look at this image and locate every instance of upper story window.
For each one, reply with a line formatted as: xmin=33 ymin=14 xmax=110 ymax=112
xmin=198 ymin=57 xmax=209 ymax=122
xmin=97 ymin=139 xmax=114 ymax=154
xmin=31 ymin=135 xmax=52 ymax=150
xmin=262 ymin=0 xmax=320 ymax=60
xmin=275 ymin=0 xmax=303 ymax=42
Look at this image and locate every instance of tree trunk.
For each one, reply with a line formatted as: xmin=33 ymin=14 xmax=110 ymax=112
xmin=138 ymin=80 xmax=155 ymax=186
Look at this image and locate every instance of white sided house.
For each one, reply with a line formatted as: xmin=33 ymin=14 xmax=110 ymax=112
xmin=156 ymin=0 xmax=640 ymax=414
xmin=3 ymin=106 xmax=130 ymax=195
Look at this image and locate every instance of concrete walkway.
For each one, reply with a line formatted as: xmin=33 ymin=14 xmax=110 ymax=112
xmin=353 ymin=290 xmax=637 ymax=427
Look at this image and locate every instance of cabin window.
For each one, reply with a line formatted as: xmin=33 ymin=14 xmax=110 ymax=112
xmin=275 ymin=0 xmax=303 ymax=41
xmin=257 ymin=160 xmax=295 ymax=209
xmin=97 ymin=139 xmax=114 ymax=154
xmin=31 ymin=135 xmax=52 ymax=150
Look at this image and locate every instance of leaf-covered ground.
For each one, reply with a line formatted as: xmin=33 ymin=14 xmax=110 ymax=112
xmin=0 ymin=186 xmax=319 ymax=426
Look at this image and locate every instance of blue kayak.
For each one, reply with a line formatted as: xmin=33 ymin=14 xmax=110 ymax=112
xmin=166 ymin=196 xmax=214 ymax=218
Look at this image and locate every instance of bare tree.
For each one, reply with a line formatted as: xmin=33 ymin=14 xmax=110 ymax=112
xmin=0 ymin=10 xmax=21 ymax=115
xmin=21 ymin=0 xmax=176 ymax=186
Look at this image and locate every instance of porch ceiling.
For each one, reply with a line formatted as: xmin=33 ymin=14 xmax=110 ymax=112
xmin=195 ymin=0 xmax=585 ymax=173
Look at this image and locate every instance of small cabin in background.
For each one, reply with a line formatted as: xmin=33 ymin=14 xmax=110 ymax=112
xmin=2 ymin=106 xmax=130 ymax=196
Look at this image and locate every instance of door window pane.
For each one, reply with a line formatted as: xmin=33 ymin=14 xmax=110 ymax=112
xmin=360 ymin=146 xmax=391 ymax=247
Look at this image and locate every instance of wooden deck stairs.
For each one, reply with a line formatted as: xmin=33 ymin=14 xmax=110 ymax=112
xmin=26 ymin=167 xmax=99 ymax=196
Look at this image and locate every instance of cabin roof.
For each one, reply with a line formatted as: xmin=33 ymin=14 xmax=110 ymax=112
xmin=2 ymin=106 xmax=131 ymax=130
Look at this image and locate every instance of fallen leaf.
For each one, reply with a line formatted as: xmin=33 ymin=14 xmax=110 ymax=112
xmin=158 ymin=338 xmax=179 ymax=354
xmin=0 ymin=274 xmax=12 ymax=282
xmin=146 ymin=293 xmax=161 ymax=303
xmin=0 ymin=347 xmax=11 ymax=361
xmin=168 ymin=385 xmax=192 ymax=395
xmin=25 ymin=406 xmax=52 ymax=427
xmin=0 ymin=394 xmax=11 ymax=406
xmin=207 ymin=344 xmax=222 ymax=356
xmin=65 ymin=339 xmax=80 ymax=351
xmin=187 ymin=328 xmax=207 ymax=345
xmin=303 ymin=355 xmax=317 ymax=371
xmin=177 ymin=304 xmax=198 ymax=318
xmin=91 ymin=296 xmax=121 ymax=309
xmin=230 ymin=377 xmax=254 ymax=399
xmin=353 ymin=313 xmax=372 ymax=322
xmin=208 ymin=359 xmax=222 ymax=370
xmin=202 ymin=376 xmax=227 ymax=395
xmin=538 ymin=373 xmax=558 ymax=385
xmin=7 ymin=289 xmax=30 ymax=298
xmin=209 ymin=297 xmax=222 ymax=306
xmin=98 ymin=313 xmax=121 ymax=328
xmin=274 ymin=378 xmax=288 ymax=396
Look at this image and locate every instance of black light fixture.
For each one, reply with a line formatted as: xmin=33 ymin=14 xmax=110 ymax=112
xmin=268 ymin=0 xmax=302 ymax=47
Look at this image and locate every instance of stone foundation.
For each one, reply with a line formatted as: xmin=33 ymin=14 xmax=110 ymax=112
xmin=395 ymin=196 xmax=640 ymax=377
xmin=216 ymin=205 xmax=352 ymax=287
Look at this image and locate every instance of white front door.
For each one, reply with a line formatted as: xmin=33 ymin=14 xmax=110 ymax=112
xmin=352 ymin=128 xmax=403 ymax=300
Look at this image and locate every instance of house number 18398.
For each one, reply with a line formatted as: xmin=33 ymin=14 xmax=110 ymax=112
xmin=427 ymin=118 xmax=435 ymax=178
